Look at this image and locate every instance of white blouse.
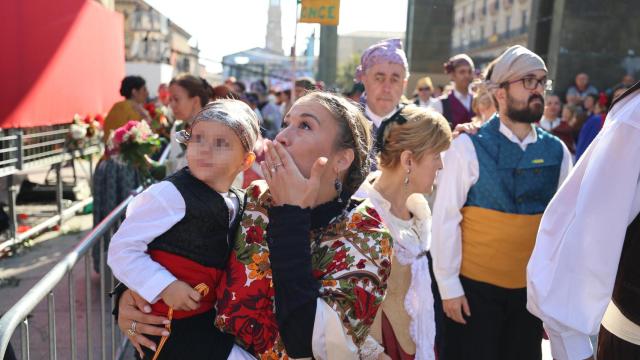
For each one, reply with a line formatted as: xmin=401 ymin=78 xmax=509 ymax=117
xmin=358 ymin=174 xmax=436 ymax=360
xmin=527 ymin=91 xmax=640 ymax=360
xmin=107 ymin=180 xmax=239 ymax=303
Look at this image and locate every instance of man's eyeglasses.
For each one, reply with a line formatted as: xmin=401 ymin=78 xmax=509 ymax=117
xmin=505 ymin=76 xmax=553 ymax=91
xmin=418 ymin=87 xmax=431 ymax=91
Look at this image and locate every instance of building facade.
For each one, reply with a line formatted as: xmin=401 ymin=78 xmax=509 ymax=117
xmin=114 ymin=0 xmax=200 ymax=95
xmin=452 ymin=0 xmax=532 ymax=67
xmin=337 ymin=31 xmax=405 ymax=67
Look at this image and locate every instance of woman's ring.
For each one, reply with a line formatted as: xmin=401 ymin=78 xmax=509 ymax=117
xmin=129 ymin=320 xmax=137 ymax=334
xmin=271 ymin=163 xmax=283 ymax=173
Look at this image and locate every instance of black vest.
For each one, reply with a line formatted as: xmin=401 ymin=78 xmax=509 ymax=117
xmin=609 ymin=80 xmax=640 ymax=325
xmin=147 ymin=168 xmax=245 ymax=269
xmin=612 ymin=212 xmax=640 ymax=325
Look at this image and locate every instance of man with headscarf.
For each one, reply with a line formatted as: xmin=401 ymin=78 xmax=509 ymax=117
xmin=355 ymin=38 xmax=409 ymax=135
xmin=440 ymin=54 xmax=476 ymax=129
xmin=431 ymin=45 xmax=573 ymax=359
xmin=527 ymin=82 xmax=640 ymax=360
xmin=355 ymin=38 xmax=450 ymax=358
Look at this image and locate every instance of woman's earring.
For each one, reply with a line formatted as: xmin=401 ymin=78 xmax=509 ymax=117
xmin=404 ymin=169 xmax=411 ymax=187
xmin=335 ymin=178 xmax=343 ymax=203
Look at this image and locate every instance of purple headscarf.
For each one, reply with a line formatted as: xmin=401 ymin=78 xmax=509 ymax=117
xmin=355 ymin=38 xmax=409 ymax=81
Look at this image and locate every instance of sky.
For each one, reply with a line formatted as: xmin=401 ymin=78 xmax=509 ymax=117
xmin=144 ymin=0 xmax=408 ymax=73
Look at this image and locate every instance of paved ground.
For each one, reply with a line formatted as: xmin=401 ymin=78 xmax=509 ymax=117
xmin=0 ymin=213 xmax=130 ymax=359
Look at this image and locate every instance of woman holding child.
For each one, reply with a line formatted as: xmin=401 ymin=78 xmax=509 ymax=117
xmin=112 ymin=92 xmax=451 ymax=360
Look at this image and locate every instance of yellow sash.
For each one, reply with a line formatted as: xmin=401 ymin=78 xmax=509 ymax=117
xmin=460 ymin=206 xmax=542 ymax=289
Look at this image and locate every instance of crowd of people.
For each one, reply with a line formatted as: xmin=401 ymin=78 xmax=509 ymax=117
xmin=92 ymin=37 xmax=640 ymax=360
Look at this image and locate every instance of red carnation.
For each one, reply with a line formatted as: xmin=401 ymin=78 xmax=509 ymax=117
xmin=144 ymin=103 xmax=156 ymax=115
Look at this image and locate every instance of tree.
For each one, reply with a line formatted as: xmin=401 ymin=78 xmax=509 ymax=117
xmin=336 ymin=53 xmax=361 ymax=93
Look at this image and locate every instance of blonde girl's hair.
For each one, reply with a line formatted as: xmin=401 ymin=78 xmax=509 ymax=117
xmin=377 ymin=105 xmax=452 ymax=169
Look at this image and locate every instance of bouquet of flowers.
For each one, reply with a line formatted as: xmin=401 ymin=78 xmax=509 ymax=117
xmin=107 ymin=120 xmax=162 ymax=177
xmin=144 ymin=102 xmax=171 ymax=138
xmin=68 ymin=113 xmax=103 ymax=150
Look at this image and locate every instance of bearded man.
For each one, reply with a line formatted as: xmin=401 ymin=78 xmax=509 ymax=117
xmin=430 ymin=45 xmax=573 ymax=360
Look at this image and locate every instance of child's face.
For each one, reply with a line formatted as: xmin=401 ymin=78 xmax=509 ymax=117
xmin=186 ymin=121 xmax=252 ymax=187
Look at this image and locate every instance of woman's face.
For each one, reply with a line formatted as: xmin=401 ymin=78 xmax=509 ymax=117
xmin=186 ymin=121 xmax=250 ymax=188
xmin=131 ymin=85 xmax=149 ymax=104
xmin=583 ymin=96 xmax=595 ymax=111
xmin=274 ymin=100 xmax=342 ymax=180
xmin=170 ymin=84 xmax=201 ymax=121
xmin=408 ymin=151 xmax=444 ymax=195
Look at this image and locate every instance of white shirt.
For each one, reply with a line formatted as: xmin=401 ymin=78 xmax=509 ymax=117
xmin=365 ymin=105 xmax=398 ymax=129
xmin=431 ymin=118 xmax=573 ymax=299
xmin=538 ymin=116 xmax=562 ymax=131
xmin=453 ymin=89 xmax=473 ymax=112
xmin=107 ymin=181 xmax=239 ymax=303
xmin=417 ymin=97 xmax=444 ymax=114
xmin=526 ymin=91 xmax=640 ymax=360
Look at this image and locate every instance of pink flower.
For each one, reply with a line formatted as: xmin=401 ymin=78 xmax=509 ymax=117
xmin=124 ymin=120 xmax=138 ymax=131
xmin=113 ymin=127 xmax=127 ymax=144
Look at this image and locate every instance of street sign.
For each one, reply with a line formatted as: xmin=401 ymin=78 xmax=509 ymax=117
xmin=299 ymin=0 xmax=340 ymax=26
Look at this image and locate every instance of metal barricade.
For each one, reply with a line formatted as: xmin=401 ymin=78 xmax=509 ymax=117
xmin=0 ymin=144 xmax=172 ymax=359
xmin=1 ymin=125 xmax=104 ymax=252
xmin=0 ymin=185 xmax=142 ymax=360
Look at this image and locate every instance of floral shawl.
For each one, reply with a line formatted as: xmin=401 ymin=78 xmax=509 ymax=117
xmin=215 ymin=181 xmax=393 ymax=359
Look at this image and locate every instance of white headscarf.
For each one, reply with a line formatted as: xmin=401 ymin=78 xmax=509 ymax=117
xmin=485 ymin=45 xmax=547 ymax=91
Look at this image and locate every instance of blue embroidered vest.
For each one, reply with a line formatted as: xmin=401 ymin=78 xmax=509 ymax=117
xmin=465 ymin=116 xmax=563 ymax=215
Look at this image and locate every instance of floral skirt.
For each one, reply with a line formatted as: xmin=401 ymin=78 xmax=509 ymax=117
xmin=91 ymin=158 xmax=140 ymax=272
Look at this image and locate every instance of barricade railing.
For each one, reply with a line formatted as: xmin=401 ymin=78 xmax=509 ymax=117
xmin=0 ymin=144 xmax=171 ymax=359
xmin=0 ymin=185 xmax=141 ymax=360
xmin=1 ymin=125 xmax=103 ymax=253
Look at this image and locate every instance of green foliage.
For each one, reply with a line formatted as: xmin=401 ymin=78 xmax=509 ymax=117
xmin=336 ymin=53 xmax=361 ymax=93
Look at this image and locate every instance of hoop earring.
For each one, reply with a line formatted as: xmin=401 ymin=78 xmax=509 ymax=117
xmin=335 ymin=178 xmax=343 ymax=203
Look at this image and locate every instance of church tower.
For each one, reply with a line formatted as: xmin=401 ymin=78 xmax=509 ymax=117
xmin=266 ymin=0 xmax=284 ymax=54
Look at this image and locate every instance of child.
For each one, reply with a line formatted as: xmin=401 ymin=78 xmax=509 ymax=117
xmin=107 ymin=99 xmax=260 ymax=359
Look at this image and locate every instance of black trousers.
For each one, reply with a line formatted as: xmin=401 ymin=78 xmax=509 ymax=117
xmin=140 ymin=309 xmax=234 ymax=360
xmin=598 ymin=325 xmax=640 ymax=359
xmin=442 ymin=276 xmax=542 ymax=360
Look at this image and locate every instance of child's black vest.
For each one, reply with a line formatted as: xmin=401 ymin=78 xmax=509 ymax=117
xmin=147 ymin=167 xmax=245 ymax=268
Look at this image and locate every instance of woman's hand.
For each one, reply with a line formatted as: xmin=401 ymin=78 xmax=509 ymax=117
xmin=261 ymin=139 xmax=328 ymax=208
xmin=117 ymin=289 xmax=170 ymax=358
xmin=452 ymin=122 xmax=480 ymax=138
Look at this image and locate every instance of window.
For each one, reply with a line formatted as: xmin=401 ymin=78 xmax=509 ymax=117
xmin=495 ymin=0 xmax=500 ymax=11
xmin=481 ymin=25 xmax=485 ymax=39
xmin=522 ymin=10 xmax=528 ymax=27
xmin=506 ymin=15 xmax=511 ymax=33
xmin=493 ymin=21 xmax=497 ymax=35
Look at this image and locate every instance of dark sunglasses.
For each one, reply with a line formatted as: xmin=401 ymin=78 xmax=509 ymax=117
xmin=418 ymin=87 xmax=431 ymax=91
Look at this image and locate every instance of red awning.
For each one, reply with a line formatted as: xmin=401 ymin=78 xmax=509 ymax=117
xmin=1 ymin=0 xmax=125 ymax=129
